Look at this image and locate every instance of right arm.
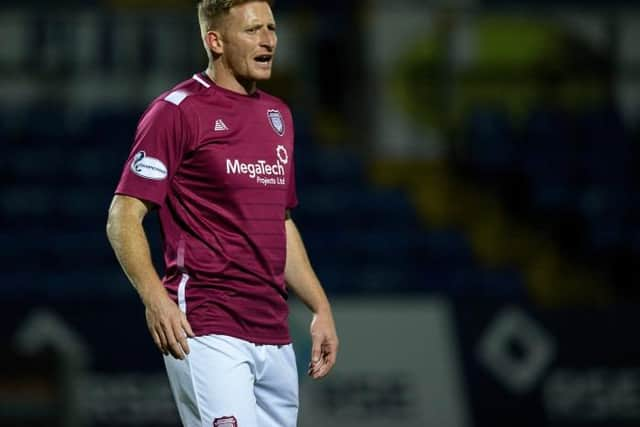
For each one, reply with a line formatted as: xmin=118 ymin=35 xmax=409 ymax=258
xmin=106 ymin=194 xmax=193 ymax=359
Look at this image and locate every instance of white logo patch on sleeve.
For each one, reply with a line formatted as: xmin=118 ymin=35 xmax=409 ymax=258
xmin=130 ymin=151 xmax=168 ymax=180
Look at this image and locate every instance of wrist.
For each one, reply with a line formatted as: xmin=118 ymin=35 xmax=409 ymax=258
xmin=138 ymin=282 xmax=167 ymax=307
xmin=313 ymin=303 xmax=333 ymax=317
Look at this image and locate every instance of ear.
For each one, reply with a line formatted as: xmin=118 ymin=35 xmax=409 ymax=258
xmin=205 ymin=30 xmax=224 ymax=56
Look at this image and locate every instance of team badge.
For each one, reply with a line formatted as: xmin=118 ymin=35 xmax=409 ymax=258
xmin=213 ymin=416 xmax=237 ymax=427
xmin=267 ymin=109 xmax=285 ymax=136
xmin=276 ymin=145 xmax=289 ymax=164
xmin=130 ymin=151 xmax=168 ymax=180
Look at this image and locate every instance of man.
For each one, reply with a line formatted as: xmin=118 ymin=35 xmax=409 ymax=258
xmin=106 ymin=1 xmax=338 ymax=426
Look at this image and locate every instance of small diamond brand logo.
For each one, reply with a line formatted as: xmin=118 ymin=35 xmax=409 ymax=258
xmin=477 ymin=306 xmax=555 ymax=394
xmin=276 ymin=145 xmax=288 ymax=164
xmin=267 ymin=109 xmax=285 ymax=136
xmin=214 ymin=119 xmax=229 ymax=131
xmin=213 ymin=416 xmax=237 ymax=427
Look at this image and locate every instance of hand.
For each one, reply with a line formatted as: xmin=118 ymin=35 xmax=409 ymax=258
xmin=308 ymin=311 xmax=338 ymax=379
xmin=144 ymin=290 xmax=195 ymax=360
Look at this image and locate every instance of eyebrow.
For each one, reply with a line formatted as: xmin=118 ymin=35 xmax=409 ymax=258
xmin=245 ymin=19 xmax=276 ymax=28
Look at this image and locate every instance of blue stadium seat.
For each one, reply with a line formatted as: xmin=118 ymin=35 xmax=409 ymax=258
xmin=7 ymin=147 xmax=68 ymax=184
xmin=86 ymin=109 xmax=140 ymax=146
xmin=465 ymin=106 xmax=517 ymax=175
xmin=520 ymin=107 xmax=578 ymax=212
xmin=295 ymin=187 xmax=420 ymax=231
xmin=580 ymin=190 xmax=630 ymax=253
xmin=296 ymin=145 xmax=365 ymax=187
xmin=0 ymin=186 xmax=52 ymax=224
xmin=69 ymin=147 xmax=127 ymax=184
xmin=577 ymin=106 xmax=632 ymax=191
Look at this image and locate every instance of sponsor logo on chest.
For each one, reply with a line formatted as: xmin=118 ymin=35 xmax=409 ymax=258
xmin=226 ymin=145 xmax=289 ymax=187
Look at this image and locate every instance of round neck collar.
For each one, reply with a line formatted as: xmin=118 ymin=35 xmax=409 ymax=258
xmin=198 ymin=72 xmax=260 ymax=99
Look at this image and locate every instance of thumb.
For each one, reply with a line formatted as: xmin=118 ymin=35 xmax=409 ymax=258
xmin=311 ymin=336 xmax=322 ymax=365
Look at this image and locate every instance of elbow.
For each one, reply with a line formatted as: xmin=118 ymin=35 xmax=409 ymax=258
xmin=105 ymin=195 xmax=149 ymax=245
xmin=106 ymin=197 xmax=126 ymax=245
xmin=106 ymin=208 xmax=119 ymax=245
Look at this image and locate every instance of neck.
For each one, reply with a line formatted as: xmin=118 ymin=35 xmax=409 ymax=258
xmin=206 ymin=65 xmax=256 ymax=95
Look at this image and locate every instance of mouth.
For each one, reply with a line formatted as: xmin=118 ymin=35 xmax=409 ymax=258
xmin=254 ymin=54 xmax=273 ymax=66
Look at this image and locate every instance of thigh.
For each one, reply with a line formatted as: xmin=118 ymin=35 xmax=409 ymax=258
xmin=255 ymin=344 xmax=299 ymax=427
xmin=164 ymin=335 xmax=258 ymax=427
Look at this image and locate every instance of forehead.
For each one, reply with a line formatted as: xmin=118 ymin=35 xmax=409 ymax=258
xmin=226 ymin=2 xmax=275 ymax=26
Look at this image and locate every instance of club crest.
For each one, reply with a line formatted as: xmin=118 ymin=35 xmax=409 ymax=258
xmin=213 ymin=416 xmax=237 ymax=427
xmin=267 ymin=109 xmax=285 ymax=136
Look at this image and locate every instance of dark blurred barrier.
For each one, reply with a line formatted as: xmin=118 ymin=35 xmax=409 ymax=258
xmin=3 ymin=297 xmax=640 ymax=427
xmin=2 ymin=299 xmax=177 ymax=427
xmin=455 ymin=301 xmax=640 ymax=427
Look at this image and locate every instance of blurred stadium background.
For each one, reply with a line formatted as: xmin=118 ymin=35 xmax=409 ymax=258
xmin=2 ymin=0 xmax=640 ymax=426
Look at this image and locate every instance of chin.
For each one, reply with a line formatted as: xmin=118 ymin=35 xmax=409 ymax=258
xmin=253 ymin=71 xmax=272 ymax=81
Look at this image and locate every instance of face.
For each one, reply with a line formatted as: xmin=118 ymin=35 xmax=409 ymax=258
xmin=218 ymin=2 xmax=277 ymax=86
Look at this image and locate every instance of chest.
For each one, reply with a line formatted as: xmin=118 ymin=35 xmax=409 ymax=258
xmin=181 ymin=104 xmax=294 ymax=190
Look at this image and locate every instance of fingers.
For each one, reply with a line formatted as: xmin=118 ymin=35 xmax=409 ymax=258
xmin=307 ymin=357 xmax=325 ymax=378
xmin=149 ymin=328 xmax=165 ymax=356
xmin=164 ymin=314 xmax=196 ymax=359
xmin=311 ymin=351 xmax=334 ymax=379
xmin=164 ymin=325 xmax=186 ymax=360
xmin=310 ymin=339 xmax=322 ymax=367
xmin=181 ymin=312 xmax=195 ymax=338
xmin=323 ymin=343 xmax=337 ymax=373
xmin=308 ymin=339 xmax=338 ymax=379
xmin=308 ymin=354 xmax=329 ymax=378
xmin=307 ymin=337 xmax=323 ymax=377
xmin=148 ymin=321 xmax=170 ymax=356
xmin=147 ymin=306 xmax=194 ymax=360
xmin=172 ymin=319 xmax=191 ymax=357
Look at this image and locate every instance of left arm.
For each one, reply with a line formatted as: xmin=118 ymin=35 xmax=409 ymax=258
xmin=284 ymin=212 xmax=338 ymax=379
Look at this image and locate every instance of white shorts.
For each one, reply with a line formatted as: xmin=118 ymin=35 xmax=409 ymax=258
xmin=163 ymin=334 xmax=299 ymax=427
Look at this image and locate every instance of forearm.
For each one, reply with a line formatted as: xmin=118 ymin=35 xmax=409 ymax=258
xmin=284 ymin=218 xmax=331 ymax=314
xmin=106 ymin=198 xmax=165 ymax=305
xmin=285 ymin=216 xmax=338 ymax=378
xmin=107 ymin=195 xmax=193 ymax=359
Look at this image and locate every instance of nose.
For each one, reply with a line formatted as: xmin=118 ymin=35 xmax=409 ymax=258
xmin=259 ymin=28 xmax=276 ymax=50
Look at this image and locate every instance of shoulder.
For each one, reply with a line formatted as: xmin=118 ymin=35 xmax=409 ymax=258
xmin=137 ymin=75 xmax=208 ymax=130
xmin=257 ymin=90 xmax=291 ymax=112
xmin=156 ymin=74 xmax=211 ymax=108
xmin=141 ymin=74 xmax=221 ymax=125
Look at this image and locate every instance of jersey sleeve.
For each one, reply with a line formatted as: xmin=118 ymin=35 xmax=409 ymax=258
xmin=285 ymin=107 xmax=298 ymax=210
xmin=115 ymin=100 xmax=193 ymax=206
xmin=286 ymin=158 xmax=298 ymax=209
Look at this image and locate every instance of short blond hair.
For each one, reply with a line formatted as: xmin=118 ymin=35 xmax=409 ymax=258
xmin=197 ymin=0 xmax=274 ymax=33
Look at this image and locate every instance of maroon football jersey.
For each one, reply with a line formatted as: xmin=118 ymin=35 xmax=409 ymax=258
xmin=115 ymin=72 xmax=297 ymax=344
